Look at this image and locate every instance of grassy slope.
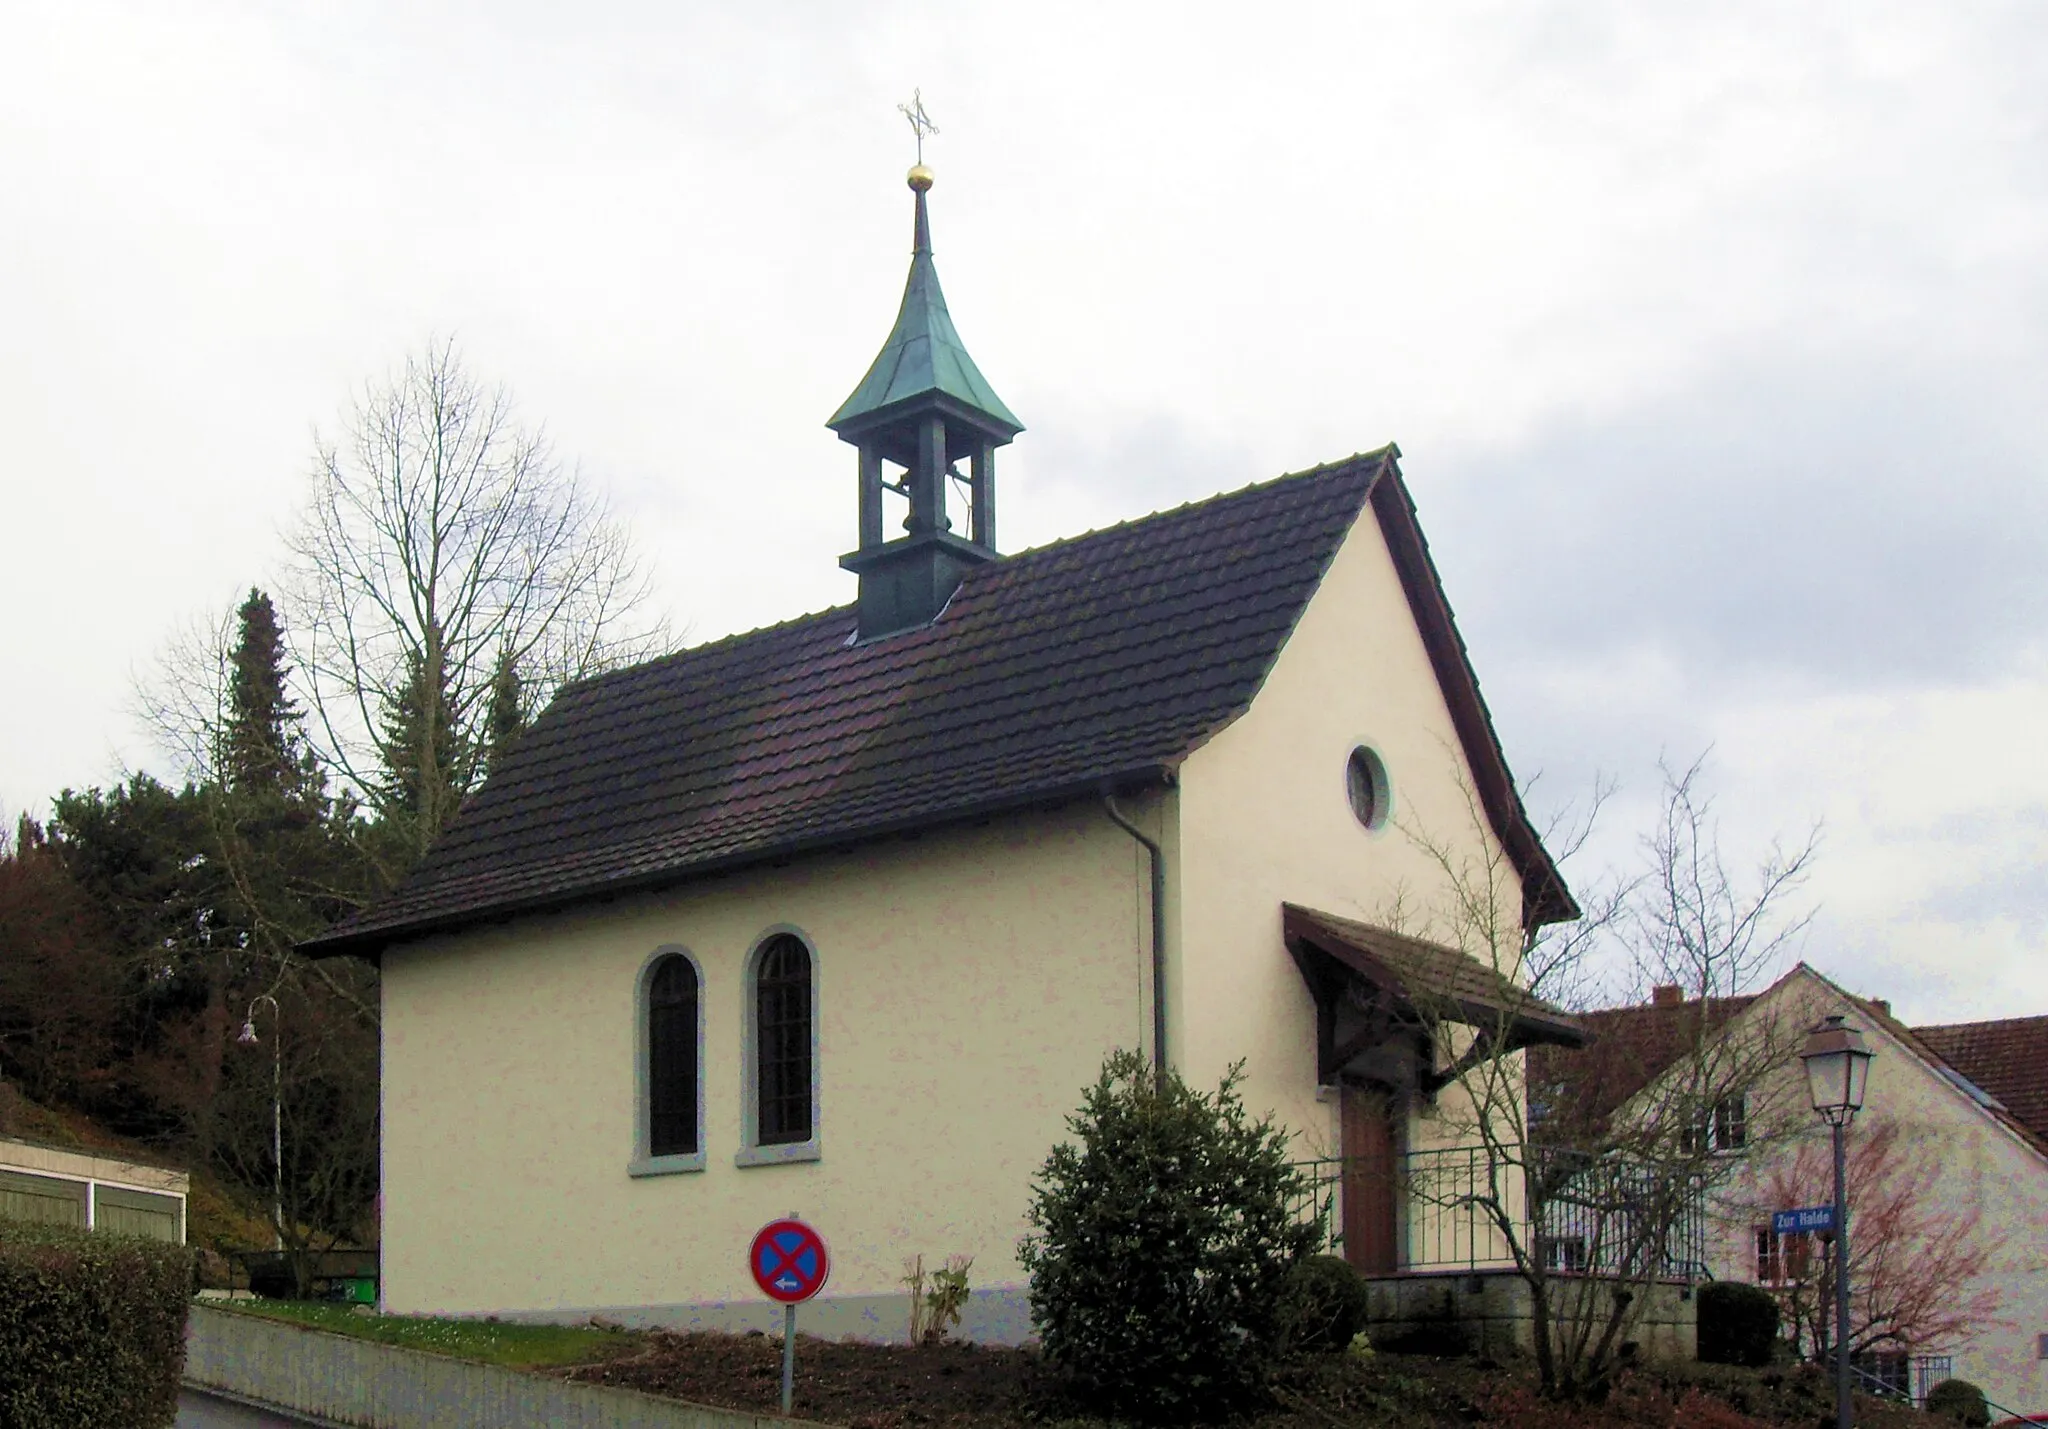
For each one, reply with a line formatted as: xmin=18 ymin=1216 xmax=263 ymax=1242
xmin=211 ymin=1300 xmax=642 ymax=1369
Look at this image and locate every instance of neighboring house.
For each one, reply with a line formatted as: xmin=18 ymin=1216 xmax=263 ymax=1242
xmin=304 ymin=167 xmax=1585 ymax=1341
xmin=0 ymin=1133 xmax=189 ymax=1242
xmin=1544 ymin=966 xmax=2048 ymax=1416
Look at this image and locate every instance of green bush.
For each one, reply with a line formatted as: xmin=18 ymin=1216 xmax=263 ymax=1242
xmin=1925 ymin=1379 xmax=1990 ymax=1426
xmin=0 ymin=1220 xmax=194 ymax=1429
xmin=1018 ymin=1050 xmax=1321 ymax=1420
xmin=1695 ymin=1280 xmax=1779 ymax=1367
xmin=1278 ymin=1254 xmax=1372 ymax=1355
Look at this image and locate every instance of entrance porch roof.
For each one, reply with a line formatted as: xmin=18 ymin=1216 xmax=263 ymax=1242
xmin=1283 ymin=903 xmax=1588 ymax=1058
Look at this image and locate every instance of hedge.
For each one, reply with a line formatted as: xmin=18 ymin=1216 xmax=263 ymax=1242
xmin=0 ymin=1220 xmax=194 ymax=1429
xmin=1925 ymin=1379 xmax=1990 ymax=1426
xmin=1696 ymin=1280 xmax=1779 ymax=1367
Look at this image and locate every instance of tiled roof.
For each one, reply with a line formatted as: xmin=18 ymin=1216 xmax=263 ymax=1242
xmin=1913 ymin=1016 xmax=2048 ymax=1145
xmin=305 ymin=448 xmax=1570 ymax=959
xmin=1530 ymin=970 xmax=2048 ymax=1161
xmin=1527 ymin=996 xmax=1756 ymax=1141
xmin=1282 ymin=904 xmax=1587 ymax=1048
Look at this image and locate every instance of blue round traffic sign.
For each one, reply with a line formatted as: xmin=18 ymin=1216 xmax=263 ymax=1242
xmin=749 ymin=1218 xmax=830 ymax=1304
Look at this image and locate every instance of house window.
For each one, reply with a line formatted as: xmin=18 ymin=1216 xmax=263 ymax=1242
xmin=1685 ymin=1095 xmax=1748 ymax=1153
xmin=630 ymin=948 xmax=705 ymax=1176
xmin=1346 ymin=746 xmax=1391 ymax=831
xmin=738 ymin=931 xmax=820 ymax=1165
xmin=1755 ymin=1226 xmax=1810 ymax=1285
xmin=1713 ymin=1095 xmax=1747 ymax=1150
xmin=1539 ymin=1235 xmax=1588 ymax=1273
xmin=1851 ymin=1351 xmax=1909 ymax=1399
xmin=649 ymin=955 xmax=699 ymax=1156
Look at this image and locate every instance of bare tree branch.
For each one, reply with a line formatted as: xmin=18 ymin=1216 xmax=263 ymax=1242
xmin=283 ymin=338 xmax=669 ymax=859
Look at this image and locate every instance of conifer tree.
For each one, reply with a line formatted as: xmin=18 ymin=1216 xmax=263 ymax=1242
xmin=224 ymin=589 xmax=320 ymax=807
xmin=376 ymin=650 xmax=465 ymax=857
xmin=482 ymin=647 xmax=527 ymax=780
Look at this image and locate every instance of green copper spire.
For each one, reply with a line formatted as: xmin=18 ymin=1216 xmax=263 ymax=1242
xmin=828 ymin=170 xmax=1022 ymax=437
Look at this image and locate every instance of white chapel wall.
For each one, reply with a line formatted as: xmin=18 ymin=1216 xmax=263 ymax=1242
xmin=380 ymin=802 xmax=1148 ymax=1322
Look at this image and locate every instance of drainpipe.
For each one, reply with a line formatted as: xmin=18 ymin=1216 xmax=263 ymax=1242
xmin=1102 ymin=790 xmax=1167 ymax=1082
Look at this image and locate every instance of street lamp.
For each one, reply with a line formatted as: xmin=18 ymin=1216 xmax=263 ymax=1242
xmin=1800 ymin=1014 xmax=1874 ymax=1429
xmin=237 ymin=994 xmax=283 ymax=1253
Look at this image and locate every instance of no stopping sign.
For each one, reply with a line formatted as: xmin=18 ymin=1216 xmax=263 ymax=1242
xmin=749 ymin=1218 xmax=831 ymax=1304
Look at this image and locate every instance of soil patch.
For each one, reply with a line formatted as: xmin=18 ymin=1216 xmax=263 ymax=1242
xmin=556 ymin=1331 xmax=1930 ymax=1428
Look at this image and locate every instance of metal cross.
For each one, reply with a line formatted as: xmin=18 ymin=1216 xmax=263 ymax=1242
xmin=898 ymin=89 xmax=938 ymax=164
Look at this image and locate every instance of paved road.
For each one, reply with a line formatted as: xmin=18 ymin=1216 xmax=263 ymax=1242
xmin=176 ymin=1388 xmax=327 ymax=1427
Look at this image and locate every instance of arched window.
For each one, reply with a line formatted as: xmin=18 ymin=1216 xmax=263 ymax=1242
xmin=648 ymin=954 xmax=699 ymax=1156
xmin=754 ymin=934 xmax=813 ymax=1148
xmin=631 ymin=948 xmax=704 ymax=1176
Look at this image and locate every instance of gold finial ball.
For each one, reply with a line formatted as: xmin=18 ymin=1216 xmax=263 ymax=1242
xmin=907 ymin=163 xmax=934 ymax=192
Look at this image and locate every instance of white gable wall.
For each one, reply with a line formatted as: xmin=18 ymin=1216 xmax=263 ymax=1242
xmin=1174 ymin=503 xmax=1525 ymax=1164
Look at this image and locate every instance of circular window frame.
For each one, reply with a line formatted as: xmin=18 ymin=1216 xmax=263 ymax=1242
xmin=1346 ymin=745 xmax=1392 ymax=832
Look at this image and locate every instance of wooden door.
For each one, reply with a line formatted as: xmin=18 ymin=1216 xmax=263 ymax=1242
xmin=1340 ymin=1085 xmax=1399 ymax=1274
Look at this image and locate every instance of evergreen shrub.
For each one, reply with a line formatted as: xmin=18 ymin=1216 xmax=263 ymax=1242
xmin=1695 ymin=1280 xmax=1779 ymax=1367
xmin=1924 ymin=1378 xmax=1989 ymax=1426
xmin=1278 ymin=1254 xmax=1372 ymax=1354
xmin=1018 ymin=1050 xmax=1320 ymax=1420
xmin=0 ymin=1220 xmax=193 ymax=1429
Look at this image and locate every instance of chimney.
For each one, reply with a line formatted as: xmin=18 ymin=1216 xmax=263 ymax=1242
xmin=1652 ymin=985 xmax=1683 ymax=1008
xmin=1871 ymin=998 xmax=1891 ymax=1017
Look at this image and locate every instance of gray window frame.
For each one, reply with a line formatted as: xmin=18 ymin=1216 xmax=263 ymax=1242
xmin=736 ymin=925 xmax=822 ymax=1167
xmin=629 ymin=945 xmax=708 ymax=1177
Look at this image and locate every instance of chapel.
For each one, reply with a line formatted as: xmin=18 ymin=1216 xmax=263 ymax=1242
xmin=307 ymin=160 xmax=1583 ymax=1340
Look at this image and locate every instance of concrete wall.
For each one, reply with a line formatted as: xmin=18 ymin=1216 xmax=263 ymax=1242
xmin=1703 ymin=971 xmax=2048 ymax=1417
xmin=381 ymin=802 xmax=1148 ymax=1328
xmin=184 ymin=1303 xmax=820 ymax=1429
xmin=1362 ymin=1270 xmax=1697 ymax=1364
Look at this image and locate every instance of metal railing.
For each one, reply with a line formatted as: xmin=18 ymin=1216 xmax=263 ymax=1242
xmin=1848 ymin=1353 xmax=1953 ymax=1409
xmin=1288 ymin=1144 xmax=1706 ymax=1279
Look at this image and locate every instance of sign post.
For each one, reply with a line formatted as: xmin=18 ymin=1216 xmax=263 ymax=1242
xmin=749 ymin=1216 xmax=831 ymax=1416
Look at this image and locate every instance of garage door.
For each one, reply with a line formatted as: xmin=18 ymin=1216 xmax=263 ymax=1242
xmin=94 ymin=1185 xmax=183 ymax=1242
xmin=0 ymin=1169 xmax=88 ymax=1228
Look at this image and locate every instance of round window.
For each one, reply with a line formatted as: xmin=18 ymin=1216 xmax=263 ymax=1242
xmin=1347 ymin=746 xmax=1390 ymax=831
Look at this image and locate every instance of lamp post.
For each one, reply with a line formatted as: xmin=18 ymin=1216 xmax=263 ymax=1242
xmin=237 ymin=994 xmax=283 ymax=1253
xmin=1800 ymin=1014 xmax=1874 ymax=1429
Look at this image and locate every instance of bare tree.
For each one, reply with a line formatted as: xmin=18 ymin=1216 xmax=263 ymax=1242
xmin=1391 ymin=756 xmax=1815 ymax=1399
xmin=1748 ymin=1117 xmax=2003 ymax=1364
xmin=286 ymin=338 xmax=666 ymax=869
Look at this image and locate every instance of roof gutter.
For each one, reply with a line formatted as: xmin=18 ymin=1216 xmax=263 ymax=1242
xmin=1101 ymin=789 xmax=1168 ymax=1083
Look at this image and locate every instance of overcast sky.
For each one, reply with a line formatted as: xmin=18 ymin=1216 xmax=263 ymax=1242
xmin=3 ymin=2 xmax=2042 ymax=1025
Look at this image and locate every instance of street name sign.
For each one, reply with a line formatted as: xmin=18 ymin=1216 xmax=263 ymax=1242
xmin=1772 ymin=1205 xmax=1835 ymax=1235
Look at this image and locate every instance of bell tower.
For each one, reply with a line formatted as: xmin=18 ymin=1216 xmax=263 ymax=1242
xmin=829 ymin=160 xmax=1022 ymax=639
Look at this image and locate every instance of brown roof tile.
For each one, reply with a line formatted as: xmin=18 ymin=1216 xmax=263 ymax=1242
xmin=1282 ymin=904 xmax=1586 ymax=1048
xmin=305 ymin=449 xmax=1570 ymax=959
xmin=1527 ymin=996 xmax=1756 ymax=1141
xmin=1914 ymin=1016 xmax=2048 ymax=1145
